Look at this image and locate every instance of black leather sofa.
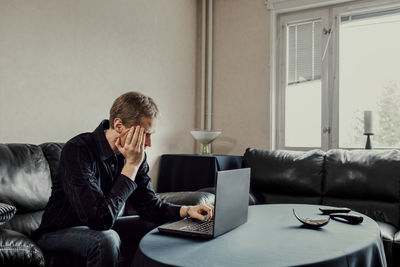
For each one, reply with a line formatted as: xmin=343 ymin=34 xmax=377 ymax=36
xmin=243 ymin=147 xmax=400 ymax=267
xmin=0 ymin=143 xmax=214 ymax=267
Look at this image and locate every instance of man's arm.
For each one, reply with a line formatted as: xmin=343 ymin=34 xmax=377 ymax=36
xmin=60 ymin=143 xmax=137 ymax=230
xmin=118 ymin=126 xmax=214 ymax=222
xmin=126 ymin=157 xmax=180 ymax=222
xmin=61 ymin=126 xmax=146 ymax=229
xmin=127 ymin=157 xmax=214 ymax=223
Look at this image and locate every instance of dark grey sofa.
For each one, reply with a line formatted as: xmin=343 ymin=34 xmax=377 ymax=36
xmin=0 ymin=143 xmax=214 ymax=267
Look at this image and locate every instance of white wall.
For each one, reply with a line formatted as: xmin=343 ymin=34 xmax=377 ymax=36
xmin=0 ymin=0 xmax=198 ymax=188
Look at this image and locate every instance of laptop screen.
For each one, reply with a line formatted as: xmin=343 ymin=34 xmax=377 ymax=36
xmin=213 ymin=168 xmax=250 ymax=237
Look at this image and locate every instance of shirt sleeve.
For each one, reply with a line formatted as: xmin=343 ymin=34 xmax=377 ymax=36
xmin=60 ymin=142 xmax=137 ymax=230
xmin=126 ymin=154 xmax=182 ymax=223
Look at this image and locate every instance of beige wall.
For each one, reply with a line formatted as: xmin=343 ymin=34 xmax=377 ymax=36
xmin=0 ymin=0 xmax=198 ymax=188
xmin=212 ymin=0 xmax=270 ymax=155
xmin=0 ymin=0 xmax=272 ymax=186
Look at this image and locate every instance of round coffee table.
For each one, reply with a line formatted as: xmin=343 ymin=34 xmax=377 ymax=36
xmin=134 ymin=204 xmax=387 ymax=267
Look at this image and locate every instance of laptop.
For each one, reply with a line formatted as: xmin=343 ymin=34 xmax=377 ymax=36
xmin=158 ymin=168 xmax=250 ymax=239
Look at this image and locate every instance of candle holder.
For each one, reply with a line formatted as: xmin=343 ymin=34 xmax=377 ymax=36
xmin=364 ymin=133 xmax=374 ymax=150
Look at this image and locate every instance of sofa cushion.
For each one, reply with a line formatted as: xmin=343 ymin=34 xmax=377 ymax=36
xmin=324 ymin=149 xmax=400 ymax=202
xmin=0 ymin=144 xmax=52 ymax=212
xmin=0 ymin=228 xmax=45 ymax=267
xmin=259 ymin=193 xmax=321 ymax=205
xmin=243 ymin=148 xmax=325 ymax=204
xmin=1 ymin=211 xmax=44 ymax=237
xmin=0 ymin=203 xmax=17 ymax=225
xmin=377 ymin=221 xmax=396 ymax=241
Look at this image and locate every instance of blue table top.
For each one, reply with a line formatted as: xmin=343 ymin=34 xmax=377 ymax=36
xmin=136 ymin=204 xmax=387 ymax=267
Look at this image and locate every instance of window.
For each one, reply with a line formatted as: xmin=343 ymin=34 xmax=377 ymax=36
xmin=285 ymin=19 xmax=323 ymax=147
xmin=339 ymin=8 xmax=400 ymax=148
xmin=275 ymin=1 xmax=400 ymax=150
xmin=277 ymin=10 xmax=329 ymax=149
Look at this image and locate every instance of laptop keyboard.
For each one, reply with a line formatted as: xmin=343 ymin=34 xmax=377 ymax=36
xmin=182 ymin=220 xmax=214 ymax=234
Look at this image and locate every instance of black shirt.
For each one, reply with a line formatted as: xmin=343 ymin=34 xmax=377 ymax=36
xmin=34 ymin=120 xmax=181 ymax=238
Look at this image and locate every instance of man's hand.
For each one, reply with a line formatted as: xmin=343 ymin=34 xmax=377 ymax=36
xmin=180 ymin=204 xmax=215 ymax=221
xmin=116 ymin=126 xmax=146 ymax=180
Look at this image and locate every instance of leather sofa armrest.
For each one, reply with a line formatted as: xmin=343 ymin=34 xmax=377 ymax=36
xmin=0 ymin=228 xmax=45 ymax=267
xmin=156 ymin=191 xmax=215 ymax=206
xmin=377 ymin=221 xmax=397 ymax=267
xmin=196 ymin=187 xmax=256 ymax=205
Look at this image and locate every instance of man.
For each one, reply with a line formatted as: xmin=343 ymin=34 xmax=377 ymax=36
xmin=35 ymin=92 xmax=214 ymax=267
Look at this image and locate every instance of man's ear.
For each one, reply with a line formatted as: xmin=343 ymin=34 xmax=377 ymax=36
xmin=113 ymin=118 xmax=124 ymax=134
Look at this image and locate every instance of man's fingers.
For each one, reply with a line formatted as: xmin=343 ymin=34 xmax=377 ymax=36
xmin=204 ymin=204 xmax=214 ymax=220
xmin=125 ymin=126 xmax=135 ymax=146
xmin=129 ymin=126 xmax=140 ymax=146
xmin=197 ymin=205 xmax=214 ymax=221
xmin=188 ymin=207 xmax=203 ymax=221
xmin=141 ymin=131 xmax=146 ymax=151
xmin=204 ymin=205 xmax=213 ymax=221
xmin=199 ymin=205 xmax=212 ymax=218
xmin=187 ymin=205 xmax=215 ymax=221
xmin=193 ymin=213 xmax=203 ymax=221
xmin=136 ymin=127 xmax=144 ymax=149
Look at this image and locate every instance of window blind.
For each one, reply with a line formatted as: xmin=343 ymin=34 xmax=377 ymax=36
xmin=287 ymin=20 xmax=322 ymax=85
xmin=341 ymin=7 xmax=400 ymax=22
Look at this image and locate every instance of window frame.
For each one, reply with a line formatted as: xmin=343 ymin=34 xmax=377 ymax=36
xmin=277 ymin=9 xmax=330 ymax=151
xmin=271 ymin=0 xmax=400 ymax=150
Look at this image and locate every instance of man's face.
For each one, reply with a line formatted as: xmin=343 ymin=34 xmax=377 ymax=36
xmin=118 ymin=116 xmax=156 ymax=149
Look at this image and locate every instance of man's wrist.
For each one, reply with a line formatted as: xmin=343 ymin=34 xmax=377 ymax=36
xmin=180 ymin=206 xmax=191 ymax=218
xmin=121 ymin=162 xmax=139 ymax=180
xmin=185 ymin=206 xmax=190 ymax=218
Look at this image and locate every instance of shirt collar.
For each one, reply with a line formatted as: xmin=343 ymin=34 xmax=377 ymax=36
xmin=93 ymin=120 xmax=115 ymax=161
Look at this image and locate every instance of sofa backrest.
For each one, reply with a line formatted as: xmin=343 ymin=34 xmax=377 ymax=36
xmin=39 ymin=143 xmax=64 ymax=184
xmin=0 ymin=143 xmax=63 ymax=236
xmin=243 ymin=148 xmax=325 ymax=205
xmin=323 ymin=149 xmax=400 ymax=228
xmin=244 ymin=147 xmax=400 ymax=228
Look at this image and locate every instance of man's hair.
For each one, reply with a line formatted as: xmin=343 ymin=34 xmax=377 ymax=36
xmin=109 ymin=91 xmax=159 ymax=129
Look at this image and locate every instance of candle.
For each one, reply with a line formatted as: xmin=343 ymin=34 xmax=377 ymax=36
xmin=364 ymin=111 xmax=373 ymax=134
